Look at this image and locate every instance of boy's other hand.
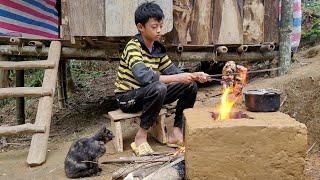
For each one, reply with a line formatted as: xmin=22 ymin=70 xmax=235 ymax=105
xmin=193 ymin=72 xmax=209 ymax=83
xmin=177 ymin=73 xmax=196 ymax=84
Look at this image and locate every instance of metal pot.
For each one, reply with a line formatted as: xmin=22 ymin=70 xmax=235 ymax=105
xmin=243 ymin=89 xmax=281 ymax=112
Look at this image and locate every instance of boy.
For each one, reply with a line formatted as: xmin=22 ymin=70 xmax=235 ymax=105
xmin=114 ymin=2 xmax=209 ymax=156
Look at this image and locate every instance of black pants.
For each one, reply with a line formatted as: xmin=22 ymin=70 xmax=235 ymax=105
xmin=115 ymin=81 xmax=198 ymax=129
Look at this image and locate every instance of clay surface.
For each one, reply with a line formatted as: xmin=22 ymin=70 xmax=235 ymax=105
xmin=184 ymin=107 xmax=307 ymax=180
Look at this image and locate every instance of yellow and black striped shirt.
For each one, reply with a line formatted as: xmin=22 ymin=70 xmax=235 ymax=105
xmin=114 ymin=35 xmax=175 ymax=93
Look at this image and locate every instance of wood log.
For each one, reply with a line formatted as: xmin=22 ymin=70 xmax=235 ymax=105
xmin=189 ymin=0 xmax=213 ymax=44
xmin=0 ymin=87 xmax=52 ymax=99
xmin=0 ymin=123 xmax=45 ymax=136
xmin=9 ymin=37 xmax=21 ymax=45
xmin=243 ymin=0 xmax=265 ymax=43
xmin=27 ymin=41 xmax=61 ymax=166
xmin=260 ymin=43 xmax=275 ymax=52
xmin=213 ymin=0 xmax=243 ymax=44
xmin=28 ymin=41 xmax=43 ymax=47
xmin=279 ymin=0 xmax=293 ymax=75
xmin=0 ymin=60 xmax=55 ymax=70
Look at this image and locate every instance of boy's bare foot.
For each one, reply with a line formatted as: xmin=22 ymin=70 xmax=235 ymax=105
xmin=168 ymin=127 xmax=184 ymax=144
xmin=135 ymin=128 xmax=148 ymax=146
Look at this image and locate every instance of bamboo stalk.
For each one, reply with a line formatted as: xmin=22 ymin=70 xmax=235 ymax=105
xmin=0 ymin=87 xmax=52 ymax=99
xmin=0 ymin=123 xmax=45 ymax=136
xmin=0 ymin=60 xmax=55 ymax=70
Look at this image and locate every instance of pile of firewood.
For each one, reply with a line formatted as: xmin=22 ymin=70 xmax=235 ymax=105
xmin=102 ymin=150 xmax=185 ymax=180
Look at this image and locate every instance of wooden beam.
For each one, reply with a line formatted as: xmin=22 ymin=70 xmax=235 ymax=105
xmin=0 ymin=56 xmax=9 ymax=88
xmin=16 ymin=68 xmax=25 ymax=125
xmin=27 ymin=41 xmax=61 ymax=166
xmin=0 ymin=87 xmax=52 ymax=99
xmin=0 ymin=60 xmax=55 ymax=70
xmin=0 ymin=123 xmax=45 ymax=136
xmin=168 ymin=51 xmax=276 ymax=62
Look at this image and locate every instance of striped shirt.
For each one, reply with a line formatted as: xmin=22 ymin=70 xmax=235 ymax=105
xmin=114 ymin=34 xmax=178 ymax=93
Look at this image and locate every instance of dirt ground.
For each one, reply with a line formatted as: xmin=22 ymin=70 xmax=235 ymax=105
xmin=1 ymin=46 xmax=320 ymax=179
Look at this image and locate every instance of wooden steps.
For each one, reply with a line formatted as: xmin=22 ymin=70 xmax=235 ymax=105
xmin=0 ymin=41 xmax=61 ymax=167
xmin=0 ymin=87 xmax=52 ymax=99
xmin=0 ymin=60 xmax=55 ymax=70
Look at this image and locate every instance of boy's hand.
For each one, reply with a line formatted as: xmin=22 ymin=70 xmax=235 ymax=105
xmin=193 ymin=72 xmax=209 ymax=83
xmin=176 ymin=73 xmax=197 ymax=84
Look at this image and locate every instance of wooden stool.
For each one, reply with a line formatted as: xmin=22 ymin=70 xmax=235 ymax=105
xmin=106 ymin=109 xmax=167 ymax=152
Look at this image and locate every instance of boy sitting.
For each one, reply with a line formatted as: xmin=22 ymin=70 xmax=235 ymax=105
xmin=114 ymin=2 xmax=209 ymax=156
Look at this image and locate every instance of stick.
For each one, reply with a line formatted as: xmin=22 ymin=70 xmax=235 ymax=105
xmin=102 ymin=155 xmax=173 ymax=164
xmin=306 ymin=142 xmax=317 ymax=155
xmin=112 ymin=162 xmax=163 ymax=180
xmin=143 ymin=156 xmax=184 ymax=180
xmin=280 ymin=95 xmax=287 ymax=108
xmin=208 ymin=67 xmax=281 ymax=78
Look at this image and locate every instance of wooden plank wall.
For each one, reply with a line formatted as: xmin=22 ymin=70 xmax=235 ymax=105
xmin=68 ymin=0 xmax=105 ymax=36
xmin=243 ymin=0 xmax=265 ymax=44
xmin=264 ymin=0 xmax=279 ymax=43
xmin=105 ymin=0 xmax=173 ymax=37
xmin=176 ymin=0 xmax=279 ymax=45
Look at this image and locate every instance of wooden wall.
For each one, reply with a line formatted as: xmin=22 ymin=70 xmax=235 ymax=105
xmin=64 ymin=0 xmax=279 ymax=45
xmin=166 ymin=0 xmax=279 ymax=45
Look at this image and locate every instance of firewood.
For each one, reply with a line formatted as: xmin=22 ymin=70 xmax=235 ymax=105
xmin=143 ymin=157 xmax=184 ymax=180
xmin=102 ymin=155 xmax=174 ymax=164
xmin=112 ymin=162 xmax=163 ymax=180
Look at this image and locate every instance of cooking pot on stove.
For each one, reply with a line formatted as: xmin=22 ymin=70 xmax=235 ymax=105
xmin=243 ymin=89 xmax=281 ymax=112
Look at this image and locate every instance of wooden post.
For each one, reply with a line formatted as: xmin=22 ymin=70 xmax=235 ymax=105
xmin=16 ymin=67 xmax=25 ymax=125
xmin=57 ymin=61 xmax=66 ymax=108
xmin=61 ymin=60 xmax=68 ymax=103
xmin=279 ymin=0 xmax=293 ymax=75
xmin=27 ymin=41 xmax=61 ymax=166
xmin=0 ymin=56 xmax=9 ymax=106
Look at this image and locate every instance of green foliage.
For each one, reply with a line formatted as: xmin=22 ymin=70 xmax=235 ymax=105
xmin=8 ymin=69 xmax=44 ymax=87
xmin=69 ymin=60 xmax=107 ymax=87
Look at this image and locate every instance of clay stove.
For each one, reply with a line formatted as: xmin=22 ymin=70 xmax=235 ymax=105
xmin=184 ymin=107 xmax=307 ymax=179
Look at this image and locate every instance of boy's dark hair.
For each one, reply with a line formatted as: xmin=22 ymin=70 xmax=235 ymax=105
xmin=135 ymin=1 xmax=164 ymax=25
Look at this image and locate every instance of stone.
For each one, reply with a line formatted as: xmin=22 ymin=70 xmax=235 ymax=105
xmin=184 ymin=107 xmax=307 ymax=180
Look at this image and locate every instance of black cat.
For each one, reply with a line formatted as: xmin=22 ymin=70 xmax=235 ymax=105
xmin=64 ymin=126 xmax=114 ymax=178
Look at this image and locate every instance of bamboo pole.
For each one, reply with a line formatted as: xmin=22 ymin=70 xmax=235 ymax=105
xmin=0 ymin=60 xmax=55 ymax=70
xmin=0 ymin=87 xmax=52 ymax=99
xmin=279 ymin=0 xmax=293 ymax=75
xmin=0 ymin=45 xmax=276 ymax=62
xmin=0 ymin=123 xmax=45 ymax=136
xmin=27 ymin=41 xmax=61 ymax=166
xmin=16 ymin=68 xmax=25 ymax=125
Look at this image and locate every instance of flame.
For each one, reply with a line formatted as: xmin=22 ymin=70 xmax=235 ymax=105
xmin=217 ymin=65 xmax=248 ymax=120
xmin=218 ymin=87 xmax=236 ymax=120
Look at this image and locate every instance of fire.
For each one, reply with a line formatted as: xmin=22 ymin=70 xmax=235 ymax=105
xmin=217 ymin=87 xmax=236 ymax=120
xmin=216 ymin=62 xmax=248 ymax=120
